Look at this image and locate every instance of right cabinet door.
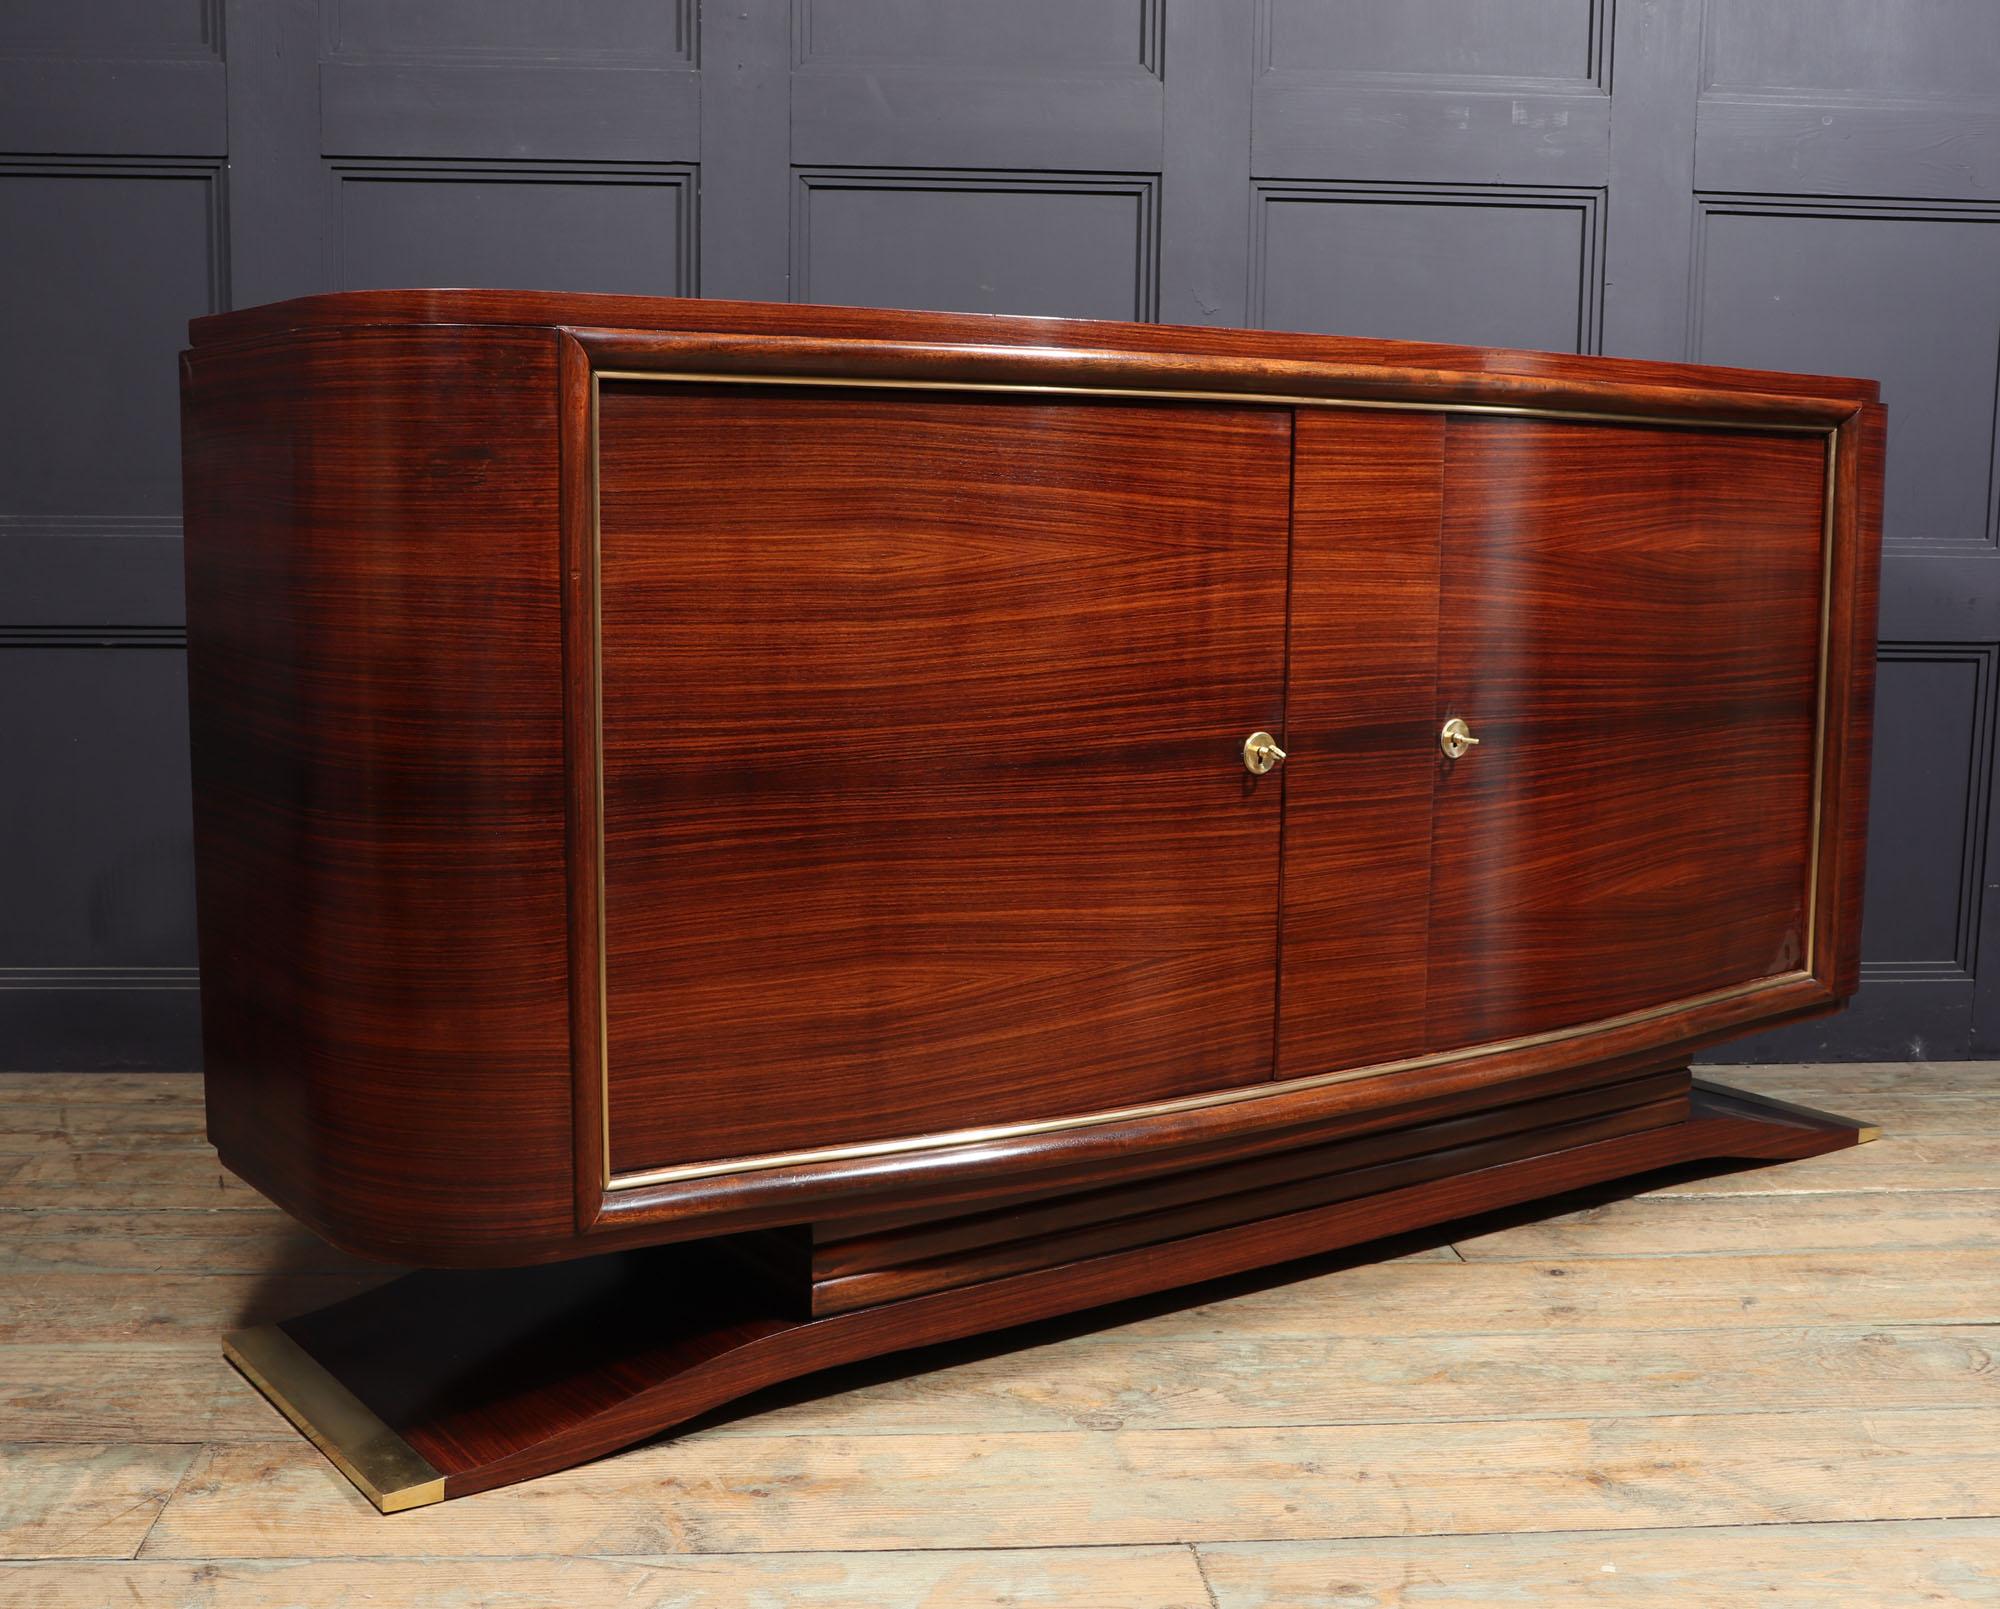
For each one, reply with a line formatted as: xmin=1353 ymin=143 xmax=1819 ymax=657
xmin=1428 ymin=416 xmax=1830 ymax=1051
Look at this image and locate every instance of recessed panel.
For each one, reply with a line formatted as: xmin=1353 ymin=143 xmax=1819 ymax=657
xmin=0 ymin=647 xmax=195 ymax=969
xmin=1706 ymin=0 xmax=1999 ymax=97
xmin=1696 ymin=206 xmax=2000 ymax=548
xmin=598 ymin=386 xmax=1290 ymax=1175
xmin=1862 ymin=651 xmax=1990 ymax=973
xmin=0 ymin=167 xmax=217 ymax=520
xmin=1256 ymin=188 xmax=1596 ymax=352
xmin=333 ymin=167 xmax=691 ymax=295
xmin=796 ymin=173 xmax=1156 ymax=320
xmin=798 ymin=0 xmax=1157 ymax=72
xmin=1264 ymin=0 xmax=1599 ymax=82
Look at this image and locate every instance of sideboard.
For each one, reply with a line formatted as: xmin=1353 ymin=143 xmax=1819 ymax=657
xmin=180 ymin=290 xmax=1883 ymax=1509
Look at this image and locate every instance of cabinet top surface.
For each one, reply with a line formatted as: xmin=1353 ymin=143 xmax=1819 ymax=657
xmin=186 ymin=289 xmax=1878 ymax=406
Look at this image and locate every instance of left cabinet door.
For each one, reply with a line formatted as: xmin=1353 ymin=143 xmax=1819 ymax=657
xmin=595 ymin=384 xmax=1292 ymax=1179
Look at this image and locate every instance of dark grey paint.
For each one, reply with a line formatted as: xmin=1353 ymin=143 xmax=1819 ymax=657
xmin=1263 ymin=0 xmax=1601 ymax=81
xmin=1 ymin=0 xmax=1992 ymax=1068
xmin=333 ymin=164 xmax=696 ymax=295
xmin=1253 ymin=184 xmax=1601 ymax=353
xmin=795 ymin=172 xmax=1159 ymax=321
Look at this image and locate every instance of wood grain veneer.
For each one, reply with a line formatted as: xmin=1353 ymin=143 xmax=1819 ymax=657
xmin=179 ymin=291 xmax=1883 ymax=1509
xmin=597 ymin=386 xmax=1290 ymax=1174
xmin=1275 ymin=408 xmax=1443 ymax=1078
xmin=1429 ymin=418 xmax=1827 ymax=1048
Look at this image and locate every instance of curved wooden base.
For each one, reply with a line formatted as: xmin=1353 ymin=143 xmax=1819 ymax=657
xmin=225 ymin=1074 xmax=1874 ymax=1510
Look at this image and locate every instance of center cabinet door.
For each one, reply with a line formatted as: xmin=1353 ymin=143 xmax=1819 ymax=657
xmin=597 ymin=385 xmax=1292 ymax=1177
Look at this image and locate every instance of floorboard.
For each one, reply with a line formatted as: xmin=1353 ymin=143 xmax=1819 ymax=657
xmin=1 ymin=1065 xmax=1995 ymax=1603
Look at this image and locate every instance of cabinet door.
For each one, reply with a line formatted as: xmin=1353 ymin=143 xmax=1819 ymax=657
xmin=1429 ymin=417 xmax=1828 ymax=1049
xmin=598 ymin=385 xmax=1291 ymax=1176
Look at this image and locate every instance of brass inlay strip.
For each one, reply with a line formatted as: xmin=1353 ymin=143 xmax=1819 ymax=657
xmin=593 ymin=369 xmax=1838 ymax=434
xmin=224 ymin=1327 xmax=445 ymax=1513
xmin=1803 ymin=427 xmax=1839 ymax=976
xmin=585 ymin=364 xmax=1843 ymax=1194
xmin=591 ymin=370 xmax=611 ymax=1185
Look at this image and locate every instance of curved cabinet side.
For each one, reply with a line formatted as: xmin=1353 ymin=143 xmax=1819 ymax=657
xmin=183 ymin=325 xmax=576 ymax=1265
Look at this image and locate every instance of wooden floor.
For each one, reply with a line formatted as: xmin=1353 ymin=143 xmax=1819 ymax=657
xmin=0 ymin=1065 xmax=1996 ymax=1606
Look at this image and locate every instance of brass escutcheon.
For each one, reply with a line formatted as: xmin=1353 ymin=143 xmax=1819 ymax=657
xmin=1439 ymin=717 xmax=1481 ymax=760
xmin=1242 ymin=731 xmax=1287 ymax=775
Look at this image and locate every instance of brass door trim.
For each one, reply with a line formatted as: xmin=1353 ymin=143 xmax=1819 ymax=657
xmin=582 ymin=364 xmax=1843 ymax=1193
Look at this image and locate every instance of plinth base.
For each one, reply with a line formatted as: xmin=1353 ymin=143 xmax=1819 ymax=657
xmin=226 ymin=1075 xmax=1874 ymax=1510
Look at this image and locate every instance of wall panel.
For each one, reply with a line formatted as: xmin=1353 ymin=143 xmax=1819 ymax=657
xmin=1693 ymin=200 xmax=2000 ymax=555
xmin=331 ymin=162 xmax=696 ymax=295
xmin=790 ymin=0 xmax=1161 ymax=173
xmin=1253 ymin=0 xmax=1609 ymax=183
xmin=0 ymin=163 xmax=224 ymax=526
xmin=0 ymin=639 xmax=199 ymax=1068
xmin=0 ymin=1 xmax=224 ymax=154
xmin=319 ymin=0 xmax=699 ymax=162
xmin=1861 ymin=646 xmax=1995 ymax=984
xmin=6 ymin=0 xmax=1997 ymax=1064
xmin=1253 ymin=183 xmax=1602 ymax=351
xmin=793 ymin=170 xmax=1158 ymax=320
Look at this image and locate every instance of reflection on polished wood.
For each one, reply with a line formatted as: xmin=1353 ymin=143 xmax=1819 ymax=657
xmin=1430 ymin=418 xmax=1828 ymax=1049
xmin=598 ymin=385 xmax=1291 ymax=1175
xmin=179 ymin=291 xmax=1884 ymax=1505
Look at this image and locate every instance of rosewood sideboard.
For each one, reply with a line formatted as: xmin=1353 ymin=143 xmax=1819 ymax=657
xmin=179 ymin=291 xmax=1883 ymax=1510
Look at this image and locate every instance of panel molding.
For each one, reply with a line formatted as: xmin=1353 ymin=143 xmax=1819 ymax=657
xmin=791 ymin=168 xmax=1161 ymax=322
xmin=0 ymin=160 xmax=224 ymax=623
xmin=325 ymin=159 xmax=698 ymax=295
xmin=0 ymin=970 xmax=201 ymax=1072
xmin=0 ymin=966 xmax=198 ymax=988
xmin=0 ymin=513 xmax=185 ymax=547
xmin=0 ymin=628 xmax=198 ymax=1070
xmin=0 ymin=155 xmax=228 ymax=309
xmin=0 ymin=626 xmax=186 ymax=648
xmin=1689 ymin=194 xmax=2000 ymax=553
xmin=1250 ymin=181 xmax=1606 ymax=354
xmin=1862 ymin=642 xmax=1998 ymax=987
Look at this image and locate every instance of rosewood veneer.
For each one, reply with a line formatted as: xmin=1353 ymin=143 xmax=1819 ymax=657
xmin=179 ymin=291 xmax=1883 ymax=1508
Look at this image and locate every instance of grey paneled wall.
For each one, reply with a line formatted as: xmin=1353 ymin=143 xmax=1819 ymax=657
xmin=0 ymin=1 xmax=226 ymax=1070
xmin=2 ymin=0 xmax=1993 ymax=1066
